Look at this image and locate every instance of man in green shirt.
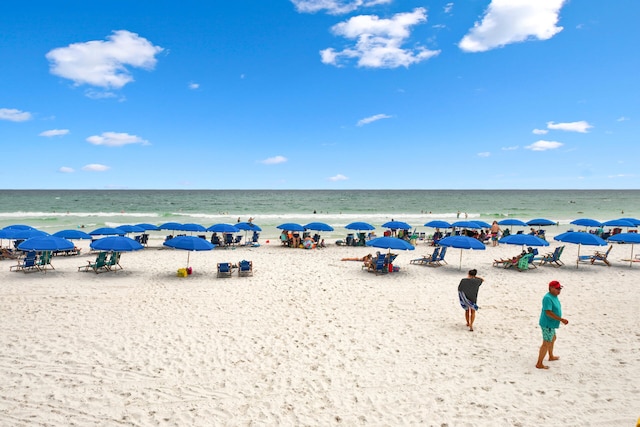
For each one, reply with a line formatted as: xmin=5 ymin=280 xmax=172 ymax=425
xmin=536 ymin=280 xmax=569 ymax=369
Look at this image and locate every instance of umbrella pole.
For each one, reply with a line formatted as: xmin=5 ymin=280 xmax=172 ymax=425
xmin=631 ymin=244 xmax=635 ymax=268
xmin=459 ymin=249 xmax=462 ymax=270
xmin=187 ymin=251 xmax=191 ymax=268
xmin=576 ymin=244 xmax=581 ymax=269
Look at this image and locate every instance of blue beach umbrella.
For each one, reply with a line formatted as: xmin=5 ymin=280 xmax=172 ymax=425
xmin=164 ymin=235 xmax=215 ymax=268
xmin=304 ymin=222 xmax=334 ymax=232
xmin=451 ymin=221 xmax=482 ymax=229
xmin=2 ymin=224 xmax=37 ymax=231
xmin=498 ymin=219 xmax=527 ymax=227
xmin=602 ymin=219 xmax=636 ymax=228
xmin=366 ymin=237 xmax=415 ymax=251
xmin=527 ymin=218 xmax=556 ymax=227
xmin=276 ymin=223 xmax=306 ymax=232
xmin=472 ymin=220 xmax=492 ymax=228
xmin=53 ymin=229 xmax=93 ymax=240
xmin=570 ymin=218 xmax=602 ymax=228
xmin=176 ymin=223 xmax=207 ymax=233
xmin=159 ymin=222 xmax=184 ymax=231
xmin=608 ymin=232 xmax=640 ymax=267
xmin=424 ymin=220 xmax=452 ymax=229
xmin=235 ymin=222 xmax=262 ymax=232
xmin=618 ymin=218 xmax=640 ymax=226
xmin=207 ymin=223 xmax=241 ymax=233
xmin=381 ymin=221 xmax=412 ymax=230
xmin=0 ymin=228 xmax=49 ymax=240
xmin=499 ymin=234 xmax=549 ymax=247
xmin=90 ymin=227 xmax=126 ymax=236
xmin=437 ymin=235 xmax=486 ymax=270
xmin=345 ymin=222 xmax=375 ymax=231
xmin=116 ymin=224 xmax=145 ymax=234
xmin=90 ymin=236 xmax=144 ymax=252
xmin=135 ymin=223 xmax=160 ymax=231
xmin=18 ymin=236 xmax=74 ymax=252
xmin=554 ymin=231 xmax=607 ymax=268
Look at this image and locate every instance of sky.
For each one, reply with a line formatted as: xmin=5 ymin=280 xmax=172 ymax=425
xmin=1 ymin=0 xmax=638 ymax=190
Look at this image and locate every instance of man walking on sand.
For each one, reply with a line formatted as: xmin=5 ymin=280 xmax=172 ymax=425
xmin=458 ymin=269 xmax=484 ymax=332
xmin=536 ymin=280 xmax=569 ymax=369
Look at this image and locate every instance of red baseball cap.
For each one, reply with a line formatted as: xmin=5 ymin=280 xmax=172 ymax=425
xmin=549 ymin=280 xmax=562 ymax=289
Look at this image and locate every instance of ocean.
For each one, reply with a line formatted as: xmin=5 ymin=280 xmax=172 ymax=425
xmin=0 ymin=190 xmax=638 ymax=239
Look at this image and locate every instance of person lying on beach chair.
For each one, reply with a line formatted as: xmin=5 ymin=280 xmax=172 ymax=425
xmin=1 ymin=248 xmax=19 ymax=259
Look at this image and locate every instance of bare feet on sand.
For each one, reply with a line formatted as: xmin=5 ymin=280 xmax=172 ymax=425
xmin=536 ymin=364 xmax=549 ymax=369
xmin=549 ymin=356 xmax=560 ymax=361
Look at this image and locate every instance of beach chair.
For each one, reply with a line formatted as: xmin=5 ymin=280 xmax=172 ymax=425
xmin=224 ymin=234 xmax=234 ymax=247
xmin=537 ymin=246 xmax=564 ymax=267
xmin=1 ymin=248 xmax=19 ymax=260
xmin=79 ymin=252 xmax=108 ymax=273
xmin=238 ymin=260 xmax=253 ymax=276
xmin=366 ymin=253 xmax=387 ymax=275
xmin=579 ymin=245 xmax=612 ymax=266
xmin=105 ymin=251 xmax=122 ymax=271
xmin=410 ymin=247 xmax=440 ymax=265
xmin=217 ymin=262 xmax=234 ymax=278
xmin=37 ymin=250 xmax=54 ymax=271
xmin=433 ymin=246 xmax=448 ymax=266
xmin=515 ymin=253 xmax=534 ymax=271
xmin=9 ymin=251 xmax=39 ymax=273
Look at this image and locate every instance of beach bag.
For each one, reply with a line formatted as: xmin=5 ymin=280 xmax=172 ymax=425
xmin=177 ymin=268 xmax=187 ymax=277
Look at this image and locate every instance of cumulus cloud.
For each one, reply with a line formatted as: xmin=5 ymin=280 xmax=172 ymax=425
xmin=0 ymin=108 xmax=32 ymax=122
xmin=547 ymin=120 xmax=593 ymax=133
xmin=58 ymin=166 xmax=75 ymax=173
xmin=46 ymin=30 xmax=163 ymax=89
xmin=291 ymin=0 xmax=391 ymax=15
xmin=525 ymin=140 xmax=563 ymax=151
xmin=532 ymin=128 xmax=548 ymax=135
xmin=328 ymin=174 xmax=348 ymax=181
xmin=357 ymin=113 xmax=391 ymax=126
xmin=82 ymin=164 xmax=110 ymax=172
xmin=320 ymin=8 xmax=440 ymax=68
xmin=459 ymin=0 xmax=566 ymax=52
xmin=260 ymin=155 xmax=288 ymax=165
xmin=86 ymin=132 xmax=149 ymax=147
xmin=40 ymin=129 xmax=70 ymax=137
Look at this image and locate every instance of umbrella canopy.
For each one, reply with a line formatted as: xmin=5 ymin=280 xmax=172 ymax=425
xmin=235 ymin=222 xmax=262 ymax=231
xmin=437 ymin=235 xmax=486 ymax=270
xmin=176 ymin=223 xmax=207 ymax=232
xmin=116 ymin=224 xmax=145 ymax=233
xmin=163 ymin=235 xmax=215 ymax=268
xmin=276 ymin=223 xmax=305 ymax=232
xmin=345 ymin=221 xmax=375 ymax=231
xmin=18 ymin=236 xmax=74 ymax=251
xmin=2 ymin=224 xmax=37 ymax=231
xmin=570 ymin=218 xmax=602 ymax=228
xmin=89 ymin=227 xmax=126 ymax=236
xmin=90 ymin=236 xmax=144 ymax=252
xmin=366 ymin=236 xmax=415 ymax=251
xmin=472 ymin=220 xmax=492 ymax=228
xmin=527 ymin=218 xmax=556 ymax=226
xmin=424 ymin=220 xmax=452 ymax=229
xmin=608 ymin=232 xmax=640 ymax=267
xmin=499 ymin=234 xmax=549 ymax=247
xmin=498 ymin=219 xmax=528 ymax=227
xmin=618 ymin=217 xmax=640 ymax=226
xmin=159 ymin=222 xmax=184 ymax=230
xmin=451 ymin=221 xmax=482 ymax=229
xmin=304 ymin=222 xmax=334 ymax=232
xmin=207 ymin=223 xmax=241 ymax=233
xmin=0 ymin=228 xmax=49 ymax=240
xmin=135 ymin=223 xmax=160 ymax=231
xmin=52 ymin=229 xmax=93 ymax=240
xmin=602 ymin=219 xmax=636 ymax=228
xmin=381 ymin=221 xmax=412 ymax=230
xmin=554 ymin=231 xmax=607 ymax=268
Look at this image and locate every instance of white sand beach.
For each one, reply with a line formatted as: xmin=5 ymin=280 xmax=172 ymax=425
xmin=1 ymin=236 xmax=638 ymax=426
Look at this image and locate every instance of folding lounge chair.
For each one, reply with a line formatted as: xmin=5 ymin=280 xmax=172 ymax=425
xmin=432 ymin=246 xmax=448 ymax=266
xmin=515 ymin=253 xmax=534 ymax=272
xmin=10 ymin=251 xmax=39 ymax=273
xmin=579 ymin=245 xmax=612 ymax=266
xmin=410 ymin=247 xmax=440 ymax=265
xmin=79 ymin=252 xmax=109 ymax=273
xmin=217 ymin=262 xmax=234 ymax=278
xmin=105 ymin=251 xmax=122 ymax=272
xmin=537 ymin=246 xmax=565 ymax=267
xmin=37 ymin=250 xmax=54 ymax=271
xmin=238 ymin=260 xmax=253 ymax=276
xmin=366 ymin=253 xmax=388 ymax=275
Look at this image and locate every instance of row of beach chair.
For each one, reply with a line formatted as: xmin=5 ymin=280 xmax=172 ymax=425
xmin=410 ymin=246 xmax=448 ymax=267
xmin=217 ymin=260 xmax=253 ymax=277
xmin=78 ymin=251 xmax=122 ymax=274
xmin=9 ymin=250 xmax=55 ymax=273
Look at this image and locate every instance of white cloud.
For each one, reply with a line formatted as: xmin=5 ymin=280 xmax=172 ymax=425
xmin=86 ymin=132 xmax=149 ymax=147
xmin=46 ymin=30 xmax=163 ymax=89
xmin=477 ymin=152 xmax=490 ymax=157
xmin=547 ymin=120 xmax=593 ymax=133
xmin=328 ymin=174 xmax=348 ymax=181
xmin=58 ymin=166 xmax=75 ymax=173
xmin=291 ymin=0 xmax=391 ymax=15
xmin=260 ymin=155 xmax=288 ymax=165
xmin=501 ymin=146 xmax=519 ymax=151
xmin=532 ymin=128 xmax=548 ymax=135
xmin=525 ymin=140 xmax=563 ymax=151
xmin=82 ymin=164 xmax=110 ymax=172
xmin=444 ymin=2 xmax=454 ymax=14
xmin=617 ymin=116 xmax=629 ymax=122
xmin=459 ymin=0 xmax=566 ymax=53
xmin=0 ymin=108 xmax=32 ymax=122
xmin=40 ymin=129 xmax=70 ymax=137
xmin=188 ymin=82 xmax=200 ymax=90
xmin=320 ymin=8 xmax=440 ymax=68
xmin=357 ymin=113 xmax=391 ymax=126
xmin=85 ymin=89 xmax=119 ymax=100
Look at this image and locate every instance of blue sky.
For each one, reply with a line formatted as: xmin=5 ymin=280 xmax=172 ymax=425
xmin=1 ymin=0 xmax=638 ymax=190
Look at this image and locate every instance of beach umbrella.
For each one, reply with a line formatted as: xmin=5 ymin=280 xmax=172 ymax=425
xmin=472 ymin=220 xmax=492 ymax=228
xmin=499 ymin=234 xmax=549 ymax=247
xmin=116 ymin=224 xmax=145 ymax=234
xmin=451 ymin=221 xmax=482 ymax=229
xmin=424 ymin=220 xmax=452 ymax=229
xmin=207 ymin=223 xmax=240 ymax=233
xmin=437 ymin=235 xmax=486 ymax=270
xmin=554 ymin=231 xmax=607 ymax=268
xmin=345 ymin=221 xmax=375 ymax=231
xmin=601 ymin=219 xmax=636 ymax=228
xmin=163 ymin=235 xmax=215 ymax=268
xmin=527 ymin=218 xmax=556 ymax=227
xmin=618 ymin=218 xmax=640 ymax=226
xmin=366 ymin=237 xmax=415 ymax=251
xmin=90 ymin=236 xmax=144 ymax=252
xmin=570 ymin=218 xmax=602 ymax=228
xmin=235 ymin=222 xmax=262 ymax=232
xmin=175 ymin=223 xmax=207 ymax=233
xmin=381 ymin=221 xmax=412 ymax=230
xmin=18 ymin=236 xmax=74 ymax=252
xmin=608 ymin=233 xmax=640 ymax=267
xmin=89 ymin=227 xmax=126 ymax=236
xmin=276 ymin=223 xmax=305 ymax=232
xmin=304 ymin=222 xmax=334 ymax=232
xmin=0 ymin=228 xmax=49 ymax=240
xmin=498 ymin=219 xmax=528 ymax=227
xmin=2 ymin=224 xmax=37 ymax=231
xmin=135 ymin=223 xmax=160 ymax=231
xmin=159 ymin=222 xmax=184 ymax=231
xmin=52 ymin=229 xmax=92 ymax=240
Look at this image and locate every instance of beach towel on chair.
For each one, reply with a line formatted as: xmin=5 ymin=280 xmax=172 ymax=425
xmin=458 ymin=291 xmax=478 ymax=311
